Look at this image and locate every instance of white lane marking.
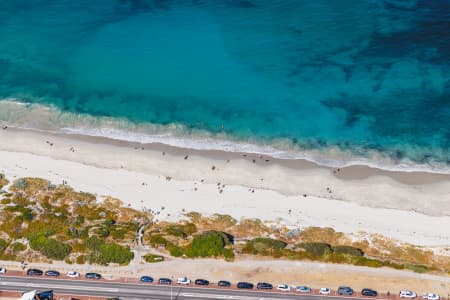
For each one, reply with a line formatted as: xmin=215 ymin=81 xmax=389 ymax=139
xmin=2 ymin=281 xmax=119 ymax=292
xmin=181 ymin=293 xmax=237 ymax=299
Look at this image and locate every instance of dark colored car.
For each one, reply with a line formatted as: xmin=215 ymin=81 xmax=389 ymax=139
xmin=362 ymin=288 xmax=378 ymax=297
xmin=158 ymin=278 xmax=172 ymax=285
xmin=85 ymin=272 xmax=102 ymax=280
xmin=45 ymin=270 xmax=60 ymax=277
xmin=338 ymin=286 xmax=354 ymax=295
xmin=257 ymin=282 xmax=273 ymax=290
xmin=140 ymin=276 xmax=154 ymax=283
xmin=27 ymin=268 xmax=43 ymax=276
xmin=195 ymin=279 xmax=210 ymax=286
xmin=218 ymin=280 xmax=231 ymax=287
xmin=237 ymin=282 xmax=254 ymax=289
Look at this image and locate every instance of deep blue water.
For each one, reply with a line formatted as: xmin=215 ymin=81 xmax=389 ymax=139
xmin=0 ymin=0 xmax=449 ymax=168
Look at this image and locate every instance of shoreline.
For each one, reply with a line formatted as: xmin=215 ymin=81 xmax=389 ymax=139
xmin=0 ymin=127 xmax=449 ymax=247
xmin=4 ymin=125 xmax=450 ymax=185
xmin=0 ymin=100 xmax=449 ymax=176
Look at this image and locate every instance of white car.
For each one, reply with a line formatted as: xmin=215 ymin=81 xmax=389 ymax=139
xmin=297 ymin=286 xmax=312 ymax=293
xmin=66 ymin=271 xmax=80 ymax=278
xmin=320 ymin=287 xmax=331 ymax=295
xmin=177 ymin=277 xmax=191 ymax=285
xmin=400 ymin=291 xmax=417 ymax=298
xmin=0 ymin=268 xmax=6 ymax=274
xmin=423 ymin=294 xmax=440 ymax=300
xmin=276 ymin=284 xmax=291 ymax=292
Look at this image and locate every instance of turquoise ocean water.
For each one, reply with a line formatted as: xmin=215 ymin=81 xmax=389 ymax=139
xmin=0 ymin=1 xmax=449 ymax=171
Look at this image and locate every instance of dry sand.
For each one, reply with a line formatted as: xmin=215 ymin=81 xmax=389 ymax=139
xmin=0 ymin=128 xmax=449 ymax=247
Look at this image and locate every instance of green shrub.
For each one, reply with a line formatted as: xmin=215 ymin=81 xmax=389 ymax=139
xmin=29 ymin=234 xmax=72 ymax=260
xmin=323 ymin=253 xmax=351 ymax=264
xmin=0 ymin=238 xmax=8 ymax=252
xmin=22 ymin=209 xmax=34 ymax=221
xmin=86 ymin=236 xmax=103 ymax=251
xmin=184 ymin=231 xmax=234 ymax=258
xmin=148 ymin=234 xmax=169 ymax=246
xmin=298 ymin=242 xmax=332 ymax=256
xmin=11 ymin=242 xmax=26 ymax=253
xmin=167 ymin=244 xmax=183 ymax=257
xmin=144 ymin=253 xmax=164 ymax=263
xmin=89 ymin=242 xmax=134 ymax=265
xmin=67 ymin=227 xmax=89 ymax=239
xmin=332 ymin=245 xmax=364 ymax=256
xmin=109 ymin=222 xmax=139 ymax=240
xmin=352 ymin=256 xmax=384 ymax=267
xmin=76 ymin=255 xmax=86 ymax=264
xmin=1 ymin=198 xmax=11 ymax=205
xmin=403 ymin=264 xmax=430 ymax=273
xmin=165 ymin=223 xmax=197 ymax=238
xmin=242 ymin=237 xmax=287 ymax=255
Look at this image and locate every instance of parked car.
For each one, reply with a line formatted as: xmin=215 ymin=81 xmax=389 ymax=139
xmin=177 ymin=277 xmax=191 ymax=285
xmin=195 ymin=279 xmax=209 ymax=286
xmin=66 ymin=271 xmax=80 ymax=278
xmin=158 ymin=278 xmax=172 ymax=285
xmin=362 ymin=288 xmax=378 ymax=297
xmin=423 ymin=294 xmax=440 ymax=300
xmin=400 ymin=291 xmax=417 ymax=299
xmin=85 ymin=272 xmax=102 ymax=280
xmin=218 ymin=280 xmax=231 ymax=287
xmin=277 ymin=284 xmax=291 ymax=292
xmin=140 ymin=276 xmax=154 ymax=283
xmin=45 ymin=270 xmax=60 ymax=277
xmin=320 ymin=287 xmax=331 ymax=295
xmin=0 ymin=268 xmax=6 ymax=274
xmin=297 ymin=286 xmax=312 ymax=293
xmin=338 ymin=286 xmax=354 ymax=295
xmin=27 ymin=269 xmax=43 ymax=276
xmin=257 ymin=282 xmax=273 ymax=290
xmin=237 ymin=282 xmax=254 ymax=289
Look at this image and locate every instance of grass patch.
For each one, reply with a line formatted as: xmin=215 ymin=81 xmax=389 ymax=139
xmin=242 ymin=237 xmax=287 ymax=255
xmin=144 ymin=253 xmax=164 ymax=263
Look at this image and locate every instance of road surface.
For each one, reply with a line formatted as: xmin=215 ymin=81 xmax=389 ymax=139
xmin=0 ymin=275 xmax=374 ymax=300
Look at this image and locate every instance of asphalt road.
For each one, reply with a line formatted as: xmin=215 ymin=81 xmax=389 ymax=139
xmin=0 ymin=276 xmax=361 ymax=300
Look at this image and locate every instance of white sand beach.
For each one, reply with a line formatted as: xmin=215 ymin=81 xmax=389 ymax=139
xmin=0 ymin=127 xmax=449 ymax=247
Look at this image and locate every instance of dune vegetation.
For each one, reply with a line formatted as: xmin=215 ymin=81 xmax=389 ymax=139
xmin=0 ymin=176 xmax=150 ymax=265
xmin=0 ymin=174 xmax=447 ymax=274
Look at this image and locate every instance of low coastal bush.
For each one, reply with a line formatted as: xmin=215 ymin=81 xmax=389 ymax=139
xmin=11 ymin=242 xmax=26 ymax=253
xmin=298 ymin=242 xmax=332 ymax=256
xmin=167 ymin=244 xmax=184 ymax=257
xmin=165 ymin=223 xmax=197 ymax=238
xmin=144 ymin=253 xmax=164 ymax=263
xmin=29 ymin=234 xmax=72 ymax=260
xmin=0 ymin=198 xmax=11 ymax=205
xmin=242 ymin=237 xmax=287 ymax=255
xmin=403 ymin=263 xmax=431 ymax=273
xmin=148 ymin=234 xmax=169 ymax=247
xmin=88 ymin=242 xmax=134 ymax=265
xmin=332 ymin=245 xmax=364 ymax=256
xmin=184 ymin=231 xmax=234 ymax=259
xmin=76 ymin=255 xmax=86 ymax=264
xmin=0 ymin=238 xmax=8 ymax=252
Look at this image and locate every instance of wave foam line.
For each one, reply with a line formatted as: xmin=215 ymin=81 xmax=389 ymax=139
xmin=0 ymin=99 xmax=449 ymax=174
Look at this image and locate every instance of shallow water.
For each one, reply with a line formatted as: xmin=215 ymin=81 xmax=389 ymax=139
xmin=0 ymin=0 xmax=449 ymax=169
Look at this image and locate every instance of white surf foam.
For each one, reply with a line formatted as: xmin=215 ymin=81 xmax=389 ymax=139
xmin=0 ymin=99 xmax=449 ymax=174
